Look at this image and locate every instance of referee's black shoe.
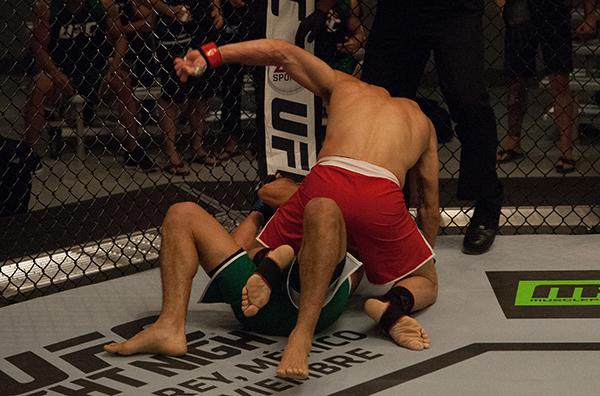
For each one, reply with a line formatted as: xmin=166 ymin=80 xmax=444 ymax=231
xmin=462 ymin=223 xmax=498 ymax=255
xmin=462 ymin=197 xmax=501 ymax=255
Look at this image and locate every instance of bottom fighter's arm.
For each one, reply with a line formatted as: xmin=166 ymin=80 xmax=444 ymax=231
xmin=175 ymin=39 xmax=343 ymax=100
xmin=413 ymin=122 xmax=441 ymax=247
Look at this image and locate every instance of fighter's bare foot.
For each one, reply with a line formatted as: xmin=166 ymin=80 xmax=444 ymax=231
xmin=103 ymin=322 xmax=187 ymax=356
xmin=276 ymin=330 xmax=312 ymax=379
xmin=242 ymin=273 xmax=271 ymax=317
xmin=242 ymin=245 xmax=294 ymax=318
xmin=364 ymin=298 xmax=430 ymax=351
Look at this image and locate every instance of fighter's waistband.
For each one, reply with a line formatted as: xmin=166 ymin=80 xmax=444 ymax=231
xmin=316 ymin=156 xmax=400 ymax=186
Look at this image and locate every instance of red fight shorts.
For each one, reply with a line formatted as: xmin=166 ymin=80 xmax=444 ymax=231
xmin=257 ymin=156 xmax=434 ymax=285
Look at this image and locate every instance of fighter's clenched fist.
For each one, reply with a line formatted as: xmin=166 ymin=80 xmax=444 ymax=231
xmin=174 ymin=50 xmax=206 ymax=82
xmin=174 ymin=43 xmax=223 ymax=82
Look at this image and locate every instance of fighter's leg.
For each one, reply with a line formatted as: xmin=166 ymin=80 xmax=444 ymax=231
xmin=364 ymin=259 xmax=438 ymax=350
xmin=277 ymin=198 xmax=347 ymax=379
xmin=104 ymin=202 xmax=241 ymax=356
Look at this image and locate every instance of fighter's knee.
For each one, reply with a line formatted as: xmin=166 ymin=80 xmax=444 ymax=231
xmin=165 ymin=202 xmax=204 ymax=227
xmin=304 ymin=198 xmax=342 ymax=227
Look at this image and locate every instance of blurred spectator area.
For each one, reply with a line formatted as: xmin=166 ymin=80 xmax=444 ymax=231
xmin=0 ymin=0 xmax=598 ymax=210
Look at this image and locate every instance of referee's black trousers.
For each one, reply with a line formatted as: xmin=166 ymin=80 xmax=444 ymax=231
xmin=362 ymin=0 xmax=502 ymax=202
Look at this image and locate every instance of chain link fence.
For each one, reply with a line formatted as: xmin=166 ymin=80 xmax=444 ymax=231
xmin=1 ymin=0 xmax=598 ymax=304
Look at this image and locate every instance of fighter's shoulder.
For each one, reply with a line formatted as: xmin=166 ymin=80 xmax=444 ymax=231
xmin=391 ymin=97 xmax=430 ymax=120
xmin=391 ymin=97 xmax=422 ymax=110
xmin=331 ymin=71 xmax=363 ymax=91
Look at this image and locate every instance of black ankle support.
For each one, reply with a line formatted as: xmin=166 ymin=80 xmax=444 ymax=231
xmin=255 ymin=257 xmax=282 ymax=292
xmin=376 ymin=286 xmax=415 ymax=333
xmin=252 ymin=247 xmax=271 ymax=265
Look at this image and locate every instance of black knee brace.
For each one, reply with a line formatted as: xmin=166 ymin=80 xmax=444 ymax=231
xmin=376 ymin=286 xmax=415 ymax=333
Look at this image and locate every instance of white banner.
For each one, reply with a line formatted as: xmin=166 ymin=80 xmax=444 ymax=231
xmin=264 ymin=0 xmax=318 ymax=176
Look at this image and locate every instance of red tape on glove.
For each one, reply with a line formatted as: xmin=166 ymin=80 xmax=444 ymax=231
xmin=201 ymin=42 xmax=223 ymax=68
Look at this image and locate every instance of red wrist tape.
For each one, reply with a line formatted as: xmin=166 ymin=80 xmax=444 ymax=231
xmin=200 ymin=42 xmax=223 ymax=68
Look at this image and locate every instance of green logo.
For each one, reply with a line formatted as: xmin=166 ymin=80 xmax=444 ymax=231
xmin=515 ymin=280 xmax=600 ymax=306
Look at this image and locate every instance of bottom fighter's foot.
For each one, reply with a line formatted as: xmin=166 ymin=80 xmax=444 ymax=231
xmin=364 ymin=298 xmax=430 ymax=351
xmin=242 ymin=273 xmax=271 ymax=317
xmin=104 ymin=322 xmax=187 ymax=356
xmin=241 ymin=245 xmax=294 ymax=318
xmin=276 ymin=331 xmax=312 ymax=379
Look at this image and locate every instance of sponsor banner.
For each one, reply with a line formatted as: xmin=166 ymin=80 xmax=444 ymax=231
xmin=515 ymin=280 xmax=600 ymax=306
xmin=487 ymin=270 xmax=600 ymax=318
xmin=264 ymin=0 xmax=319 ymax=176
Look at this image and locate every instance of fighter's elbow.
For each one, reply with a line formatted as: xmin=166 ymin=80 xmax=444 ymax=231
xmin=269 ymin=39 xmax=296 ymax=66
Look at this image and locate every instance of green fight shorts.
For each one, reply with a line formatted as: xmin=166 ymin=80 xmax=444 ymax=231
xmin=201 ymin=251 xmax=352 ymax=336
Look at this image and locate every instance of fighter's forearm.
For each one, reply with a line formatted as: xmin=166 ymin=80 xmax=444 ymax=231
xmin=217 ymin=39 xmax=335 ymax=98
xmin=219 ymin=39 xmax=290 ymax=68
xmin=417 ymin=207 xmax=440 ymax=248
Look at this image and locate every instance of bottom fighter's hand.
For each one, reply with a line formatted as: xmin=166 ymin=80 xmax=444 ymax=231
xmin=174 ymin=50 xmax=207 ymax=83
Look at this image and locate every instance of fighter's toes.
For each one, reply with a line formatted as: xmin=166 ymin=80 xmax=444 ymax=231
xmin=241 ymin=287 xmax=260 ymax=317
xmin=103 ymin=343 xmax=120 ymax=354
xmin=388 ymin=316 xmax=431 ymax=351
xmin=276 ymin=367 xmax=308 ymax=380
xmin=405 ymin=338 xmax=426 ymax=351
xmin=103 ymin=342 xmax=133 ymax=356
xmin=241 ymin=273 xmax=271 ymax=317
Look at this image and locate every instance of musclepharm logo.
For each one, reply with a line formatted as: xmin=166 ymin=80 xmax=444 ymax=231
xmin=515 ymin=280 xmax=600 ymax=306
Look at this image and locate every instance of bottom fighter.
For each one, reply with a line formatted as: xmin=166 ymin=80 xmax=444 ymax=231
xmin=104 ymin=39 xmax=440 ymax=379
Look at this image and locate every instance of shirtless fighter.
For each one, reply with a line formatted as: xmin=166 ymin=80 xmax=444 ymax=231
xmin=104 ymin=39 xmax=440 ymax=379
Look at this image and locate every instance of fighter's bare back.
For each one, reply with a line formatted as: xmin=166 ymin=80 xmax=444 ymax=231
xmin=320 ymin=75 xmax=434 ymax=187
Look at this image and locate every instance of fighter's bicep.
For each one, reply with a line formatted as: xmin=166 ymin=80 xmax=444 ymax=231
xmin=282 ymin=45 xmax=339 ymax=99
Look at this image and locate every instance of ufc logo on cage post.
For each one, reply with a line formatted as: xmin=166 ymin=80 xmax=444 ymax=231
xmin=264 ymin=0 xmax=318 ymax=176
